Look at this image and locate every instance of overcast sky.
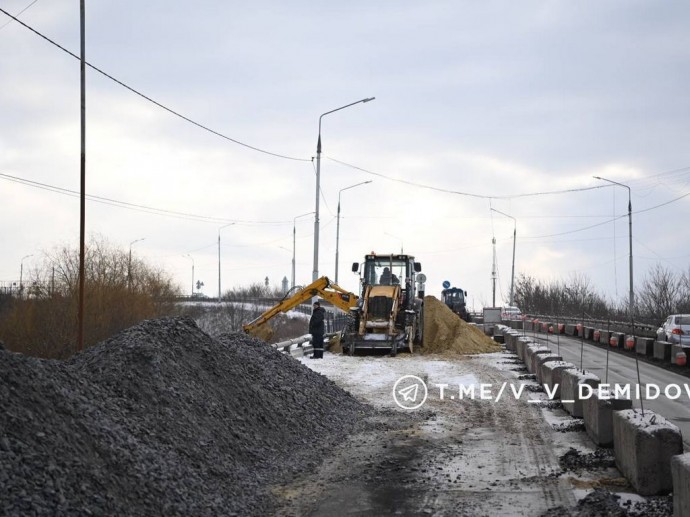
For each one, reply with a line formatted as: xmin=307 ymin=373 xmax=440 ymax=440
xmin=1 ymin=0 xmax=689 ymax=309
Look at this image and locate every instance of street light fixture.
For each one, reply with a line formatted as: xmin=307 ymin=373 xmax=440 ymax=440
xmin=490 ymin=208 xmax=517 ymax=306
xmin=183 ymin=254 xmax=194 ymax=297
xmin=313 ymin=97 xmax=375 ymax=283
xmin=128 ymin=238 xmax=145 ymax=290
xmin=293 ymin=211 xmax=314 ymax=288
xmin=218 ymin=223 xmax=236 ymax=302
xmin=594 ymin=176 xmax=634 ymax=317
xmin=20 ymin=254 xmax=33 ymax=297
xmin=335 ymin=180 xmax=372 ymax=283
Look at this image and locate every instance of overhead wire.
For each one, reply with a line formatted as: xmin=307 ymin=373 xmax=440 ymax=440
xmin=0 ymin=0 xmax=38 ymax=31
xmin=326 ymin=156 xmax=609 ymax=200
xmin=0 ymin=7 xmax=310 ymax=163
xmin=4 ymin=8 xmax=690 ymax=240
xmin=0 ymin=171 xmax=291 ymax=225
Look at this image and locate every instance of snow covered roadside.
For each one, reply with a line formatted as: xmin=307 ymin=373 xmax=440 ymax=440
xmin=275 ymin=350 xmax=671 ymax=516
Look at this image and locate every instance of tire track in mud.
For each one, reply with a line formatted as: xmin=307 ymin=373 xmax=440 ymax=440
xmin=275 ymin=353 xmax=575 ymax=516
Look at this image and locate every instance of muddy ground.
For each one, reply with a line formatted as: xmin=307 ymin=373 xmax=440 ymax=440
xmin=273 ymin=349 xmax=672 ymax=516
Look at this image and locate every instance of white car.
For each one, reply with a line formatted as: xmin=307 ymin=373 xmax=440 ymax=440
xmin=657 ymin=314 xmax=690 ymax=345
xmin=501 ymin=306 xmax=522 ymax=321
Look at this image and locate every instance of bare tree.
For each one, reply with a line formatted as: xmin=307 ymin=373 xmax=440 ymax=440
xmin=636 ymin=264 xmax=682 ymax=323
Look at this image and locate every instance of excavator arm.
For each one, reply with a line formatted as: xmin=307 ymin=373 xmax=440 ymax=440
xmin=243 ymin=276 xmax=359 ymax=336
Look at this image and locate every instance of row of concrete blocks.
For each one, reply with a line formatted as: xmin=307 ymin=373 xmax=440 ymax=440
xmin=509 ymin=319 xmax=688 ymax=366
xmin=496 ymin=325 xmax=688 ymax=511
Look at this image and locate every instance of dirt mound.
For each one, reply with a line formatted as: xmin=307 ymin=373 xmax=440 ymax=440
xmin=422 ymin=296 xmax=502 ymax=355
xmin=0 ymin=317 xmax=368 ymax=516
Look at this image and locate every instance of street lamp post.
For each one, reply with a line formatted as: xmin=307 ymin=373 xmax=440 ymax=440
xmin=594 ymin=176 xmax=634 ymax=317
xmin=128 ymin=238 xmax=145 ymax=290
xmin=183 ymin=254 xmax=194 ymax=297
xmin=218 ymin=223 xmax=236 ymax=302
xmin=313 ymin=97 xmax=375 ymax=282
xmin=335 ymin=180 xmax=372 ymax=283
xmin=293 ymin=211 xmax=314 ymax=288
xmin=490 ymin=208 xmax=517 ymax=306
xmin=20 ymin=254 xmax=33 ymax=297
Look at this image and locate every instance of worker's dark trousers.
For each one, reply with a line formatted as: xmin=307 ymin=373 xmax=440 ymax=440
xmin=312 ymin=334 xmax=324 ymax=358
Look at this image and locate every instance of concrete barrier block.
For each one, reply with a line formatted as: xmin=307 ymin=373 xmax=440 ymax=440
xmin=540 ymin=361 xmax=576 ymax=399
xmin=671 ymin=344 xmax=690 ymax=365
xmin=583 ymin=392 xmax=633 ymax=447
xmin=635 ymin=337 xmax=654 ymax=356
xmin=564 ymin=323 xmax=576 ymax=336
xmin=613 ymin=409 xmax=683 ymax=495
xmin=561 ymin=369 xmax=600 ymax=417
xmin=534 ymin=354 xmax=562 ymax=382
xmin=516 ymin=337 xmax=531 ymax=361
xmin=671 ymin=453 xmax=690 ymax=517
xmin=654 ymin=341 xmax=672 ymax=362
xmin=583 ymin=327 xmax=594 ymax=340
xmin=507 ymin=331 xmax=521 ymax=351
xmin=525 ymin=345 xmax=550 ymax=373
xmin=599 ymin=329 xmax=611 ymax=345
xmin=609 ymin=332 xmax=624 ymax=348
xmin=524 ymin=344 xmax=549 ymax=370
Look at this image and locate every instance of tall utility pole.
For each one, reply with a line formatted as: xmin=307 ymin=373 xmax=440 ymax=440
xmin=20 ymin=254 xmax=33 ymax=297
xmin=77 ymin=0 xmax=86 ymax=351
xmin=128 ymin=238 xmax=145 ymax=291
xmin=292 ymin=211 xmax=313 ymax=288
xmin=594 ymin=176 xmax=634 ymax=317
xmin=490 ymin=208 xmax=517 ymax=306
xmin=217 ymin=223 xmax=235 ymax=302
xmin=183 ymin=254 xmax=194 ymax=297
xmin=313 ymin=97 xmax=375 ymax=282
xmin=491 ymin=237 xmax=497 ymax=307
xmin=335 ymin=181 xmax=371 ymax=283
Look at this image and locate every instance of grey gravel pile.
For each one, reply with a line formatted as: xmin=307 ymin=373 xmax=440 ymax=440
xmin=0 ymin=317 xmax=369 ymax=516
xmin=559 ymin=447 xmax=616 ymax=472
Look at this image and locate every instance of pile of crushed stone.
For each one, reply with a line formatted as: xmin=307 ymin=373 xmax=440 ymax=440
xmin=542 ymin=488 xmax=672 ymax=517
xmin=559 ymin=447 xmax=616 ymax=471
xmin=422 ymin=296 xmax=502 ymax=355
xmin=0 ymin=317 xmax=369 ymax=516
xmin=542 ymin=488 xmax=628 ymax=516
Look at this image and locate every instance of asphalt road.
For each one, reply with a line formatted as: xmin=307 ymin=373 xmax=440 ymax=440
xmin=527 ymin=331 xmax=690 ymax=448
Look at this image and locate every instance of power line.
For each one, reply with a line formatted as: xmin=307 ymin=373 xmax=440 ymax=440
xmin=0 ymin=7 xmax=310 ymax=163
xmin=0 ymin=0 xmax=38 ymax=31
xmin=0 ymin=171 xmax=291 ymax=225
xmin=326 ymin=156 xmax=608 ymax=200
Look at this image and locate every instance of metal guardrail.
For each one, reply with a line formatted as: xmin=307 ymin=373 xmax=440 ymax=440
xmin=522 ymin=313 xmax=658 ymax=337
xmin=271 ymin=332 xmax=342 ymax=357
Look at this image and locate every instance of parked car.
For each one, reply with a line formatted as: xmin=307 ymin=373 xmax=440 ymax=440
xmin=656 ymin=314 xmax=690 ymax=345
xmin=501 ymin=306 xmax=522 ymax=321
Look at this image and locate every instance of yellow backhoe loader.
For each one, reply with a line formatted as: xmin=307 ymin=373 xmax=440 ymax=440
xmin=343 ymin=252 xmax=425 ymax=356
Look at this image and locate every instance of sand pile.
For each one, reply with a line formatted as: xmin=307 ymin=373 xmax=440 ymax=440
xmin=422 ymin=296 xmax=502 ymax=354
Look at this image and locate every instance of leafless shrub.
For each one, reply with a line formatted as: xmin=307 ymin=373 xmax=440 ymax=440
xmin=0 ymin=235 xmax=179 ymax=358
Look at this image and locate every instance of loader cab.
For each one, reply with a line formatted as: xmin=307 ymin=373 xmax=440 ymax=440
xmin=354 ymin=254 xmax=422 ymax=307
